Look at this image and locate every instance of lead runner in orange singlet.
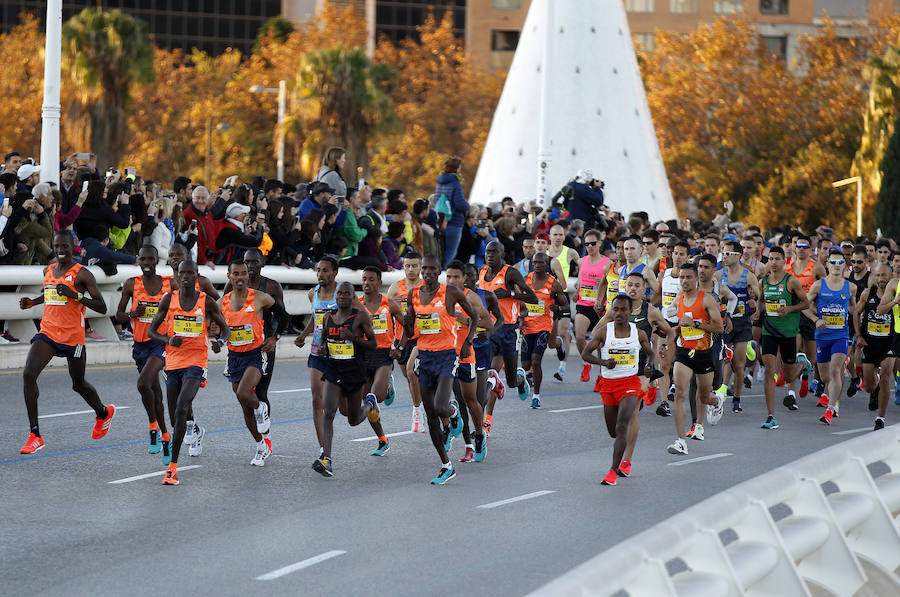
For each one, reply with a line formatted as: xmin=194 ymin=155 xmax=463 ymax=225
xmin=18 ymin=230 xmax=117 ymax=454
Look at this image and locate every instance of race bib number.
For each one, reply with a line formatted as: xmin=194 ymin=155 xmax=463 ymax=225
xmin=681 ymin=325 xmax=705 ymax=341
xmin=526 ymin=301 xmax=545 ymax=316
xmin=765 ymin=300 xmax=784 ymax=316
xmin=662 ymin=293 xmax=676 ymax=307
xmin=228 ymin=324 xmax=255 ymax=346
xmin=315 ymin=310 xmax=327 ymax=327
xmin=823 ymin=314 xmax=845 ymax=329
xmin=867 ymin=321 xmax=890 ymax=337
xmin=372 ymin=314 xmax=388 ymax=334
xmin=137 ymin=301 xmax=158 ymax=323
xmin=609 ymin=348 xmax=636 ymax=367
xmin=735 ymin=302 xmax=746 ymax=317
xmin=581 ymin=285 xmax=597 ymax=300
xmin=416 ymin=313 xmax=441 ymax=334
xmin=400 ymin=300 xmax=408 ymax=316
xmin=43 ymin=286 xmax=68 ymax=306
xmin=173 ymin=314 xmax=204 ymax=337
xmin=327 ymin=340 xmax=355 ymax=359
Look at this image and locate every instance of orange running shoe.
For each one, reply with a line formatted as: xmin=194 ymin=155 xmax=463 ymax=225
xmin=816 ymin=394 xmax=829 ymax=408
xmin=775 ymin=372 xmax=786 ymax=387
xmin=162 ymin=463 xmax=179 ymax=485
xmin=580 ymin=363 xmax=591 ymax=382
xmin=617 ymin=459 xmax=631 ymax=477
xmin=458 ymin=447 xmax=474 ymax=462
xmin=686 ymin=423 xmax=696 ymax=439
xmin=819 ymin=408 xmax=833 ymax=425
xmin=593 ymin=375 xmax=603 ymax=393
xmin=644 ymin=386 xmax=657 ymax=406
xmin=20 ymin=432 xmax=44 ymax=454
xmin=483 ymin=415 xmax=492 ymax=437
xmin=601 ymin=468 xmax=618 ymax=486
xmin=91 ymin=405 xmax=116 ymax=439
xmin=799 ymin=375 xmax=809 ymax=397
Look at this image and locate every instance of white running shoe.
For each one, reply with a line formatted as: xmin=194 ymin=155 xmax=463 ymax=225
xmin=183 ymin=420 xmax=196 ymax=445
xmin=188 ymin=425 xmax=205 ymax=457
xmin=667 ymin=437 xmax=688 ymax=455
xmin=411 ymin=408 xmax=420 ymax=433
xmin=692 ymin=423 xmax=705 ymax=441
xmin=707 ymin=394 xmax=724 ymax=426
xmin=250 ymin=440 xmax=272 ymax=466
xmin=255 ymin=402 xmax=270 ymax=434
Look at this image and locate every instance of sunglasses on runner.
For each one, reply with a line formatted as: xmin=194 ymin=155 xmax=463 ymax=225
xmin=796 ymin=242 xmax=810 ymax=248
xmin=722 ymin=251 xmax=741 ymax=257
xmin=827 ymin=259 xmax=845 ymax=265
xmin=851 ymin=259 xmax=866 ymax=264
xmin=585 ymin=241 xmax=598 ymax=247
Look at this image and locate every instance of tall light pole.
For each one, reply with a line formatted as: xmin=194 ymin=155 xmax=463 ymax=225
xmin=832 ymin=176 xmax=863 ymax=237
xmin=39 ymin=0 xmax=62 ymax=185
xmin=249 ymin=80 xmax=286 ymax=181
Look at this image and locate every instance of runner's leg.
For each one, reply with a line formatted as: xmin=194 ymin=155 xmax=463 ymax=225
xmin=22 ymin=340 xmax=56 ymax=431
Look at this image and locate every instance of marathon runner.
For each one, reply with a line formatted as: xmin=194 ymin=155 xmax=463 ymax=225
xmin=514 ymin=234 xmax=535 ymax=277
xmin=656 ymin=240 xmax=689 ymax=414
xmin=582 ymin=294 xmax=653 ymax=486
xmin=387 ymin=252 xmax=426 ymax=433
xmin=522 ymin=252 xmax=568 ymax=409
xmin=789 ymin=235 xmax=826 ymax=398
xmin=754 ymin=247 xmax=810 ymax=429
xmin=406 ymin=255 xmax=478 ymax=484
xmin=150 ymin=260 xmax=227 ymax=485
xmin=115 ymin=245 xmax=171 ymax=462
xmin=855 ymin=264 xmax=893 ymax=430
xmin=845 ymin=245 xmax=871 ymax=398
xmin=573 ymin=229 xmax=612 ymax=386
xmin=19 ymin=230 xmax=117 ymax=454
xmin=216 ymin=261 xmax=281 ymax=466
xmin=877 ymin=266 xmax=900 ymax=408
xmin=547 ymin=226 xmax=578 ymax=379
xmin=295 ymin=256 xmax=339 ymax=459
xmin=463 ymin=263 xmax=504 ymax=436
xmin=312 ymin=281 xmax=380 ymax=478
xmin=360 ymin=266 xmax=402 ymax=456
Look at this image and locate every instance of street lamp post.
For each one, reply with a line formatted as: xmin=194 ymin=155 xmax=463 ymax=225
xmin=832 ymin=176 xmax=863 ymax=237
xmin=39 ymin=0 xmax=62 ymax=185
xmin=249 ymin=80 xmax=286 ymax=181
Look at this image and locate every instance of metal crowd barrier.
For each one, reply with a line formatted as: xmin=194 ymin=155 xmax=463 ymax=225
xmin=530 ymin=426 xmax=900 ymax=596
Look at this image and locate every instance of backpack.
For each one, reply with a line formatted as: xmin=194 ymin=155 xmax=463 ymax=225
xmin=435 ymin=193 xmax=452 ymax=218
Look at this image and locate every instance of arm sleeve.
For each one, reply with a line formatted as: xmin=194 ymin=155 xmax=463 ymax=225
xmin=725 ymin=291 xmax=738 ymax=316
xmin=452 ymin=182 xmax=469 ymax=214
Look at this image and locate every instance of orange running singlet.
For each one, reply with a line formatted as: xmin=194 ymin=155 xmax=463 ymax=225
xmin=365 ymin=294 xmax=395 ymax=349
xmin=164 ymin=291 xmax=209 ymax=370
xmin=132 ymin=276 xmax=171 ymax=343
xmin=524 ymin=272 xmax=554 ymax=334
xmin=676 ymin=290 xmax=712 ymax=351
xmin=479 ymin=265 xmax=518 ymax=324
xmin=41 ymin=263 xmax=86 ymax=346
xmin=222 ymin=289 xmax=264 ymax=353
xmin=412 ymin=284 xmax=457 ymax=352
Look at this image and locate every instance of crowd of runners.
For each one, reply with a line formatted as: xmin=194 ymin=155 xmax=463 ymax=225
xmin=15 ymin=220 xmax=900 ymax=487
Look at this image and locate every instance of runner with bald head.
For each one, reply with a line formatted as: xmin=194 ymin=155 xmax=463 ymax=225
xmin=522 ymin=252 xmax=568 ymax=408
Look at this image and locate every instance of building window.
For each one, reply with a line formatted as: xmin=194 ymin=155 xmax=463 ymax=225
xmin=759 ymin=0 xmax=789 ymax=15
xmin=633 ymin=32 xmax=655 ymax=51
xmin=492 ymin=30 xmax=520 ymax=51
xmin=714 ymin=1 xmax=743 ymax=14
xmin=670 ymin=0 xmax=698 ymax=14
xmin=761 ymin=35 xmax=787 ymax=60
xmin=492 ymin=0 xmax=521 ymax=9
xmin=624 ymin=0 xmax=655 ymax=12
xmin=895 ymin=0 xmax=900 ymax=13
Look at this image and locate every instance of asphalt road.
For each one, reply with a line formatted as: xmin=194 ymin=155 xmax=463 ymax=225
xmin=1 ymin=355 xmax=895 ymax=596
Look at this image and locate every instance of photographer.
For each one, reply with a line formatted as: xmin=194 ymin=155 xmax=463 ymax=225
xmin=214 ymin=201 xmax=266 ymax=265
xmin=146 ymin=195 xmax=177 ymax=263
xmin=567 ymin=169 xmax=605 ymax=231
xmin=5 ymin=191 xmax=53 ymax=264
xmin=74 ymin=180 xmax=131 ymax=242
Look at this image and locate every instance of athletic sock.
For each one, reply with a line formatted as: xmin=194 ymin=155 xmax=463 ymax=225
xmin=441 ymin=460 xmax=452 ymax=470
xmin=30 ymin=425 xmax=40 ymax=437
xmin=876 ymin=416 xmax=885 ymax=422
xmin=534 ymin=393 xmax=541 ymax=400
xmin=788 ymin=390 xmax=796 ymax=397
xmin=186 ymin=419 xmax=194 ymax=431
xmin=148 ymin=421 xmax=160 ymax=431
xmin=161 ymin=431 xmax=171 ymax=441
xmin=465 ymin=443 xmax=474 ymax=450
xmin=378 ymin=435 xmax=387 ymax=443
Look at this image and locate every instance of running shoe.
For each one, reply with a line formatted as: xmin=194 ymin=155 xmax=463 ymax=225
xmin=708 ymin=392 xmax=724 ymax=425
xmin=448 ymin=400 xmax=463 ymax=436
xmin=816 ymin=394 xmax=829 ymax=408
xmin=474 ymin=434 xmax=486 ymax=462
xmin=1 ymin=330 xmax=20 ymax=343
xmin=483 ymin=418 xmax=492 ymax=437
xmin=732 ymin=398 xmax=742 ymax=414
xmin=819 ymin=408 xmax=833 ymax=425
xmin=443 ymin=426 xmax=453 ymax=452
xmin=874 ymin=418 xmax=886 ymax=431
xmin=847 ymin=377 xmax=860 ymax=397
xmin=616 ymin=459 xmax=631 ymax=477
xmin=85 ymin=329 xmax=106 ymax=341
xmin=746 ymin=341 xmax=756 ymax=361
xmin=783 ymin=394 xmax=799 ymax=411
xmin=531 ymin=396 xmax=541 ymax=409
xmin=813 ymin=381 xmax=824 ymax=398
xmin=644 ymin=386 xmax=658 ymax=406
xmin=312 ymin=456 xmax=333 ymax=477
xmin=161 ymin=438 xmax=172 ymax=465
xmin=366 ymin=393 xmax=380 ymax=423
xmin=254 ymin=402 xmax=271 ymax=434
xmin=601 ymin=469 xmax=618 ymax=486
xmin=263 ymin=436 xmax=273 ymax=454
xmin=761 ymin=415 xmax=779 ymax=430
xmin=188 ymin=425 xmax=205 ymax=457
xmin=148 ymin=428 xmax=161 ymax=454
xmin=743 ymin=373 xmax=752 ymax=389
xmin=667 ymin=437 xmax=688 ymax=455
xmin=686 ymin=423 xmax=696 ymax=439
xmin=371 ymin=440 xmax=390 ymax=456
xmin=723 ymin=345 xmax=733 ymax=362
xmin=580 ymin=363 xmax=591 ymax=382
xmin=556 ymin=343 xmax=566 ymax=362
xmin=869 ymin=391 xmax=878 ymax=412
xmin=411 ymin=408 xmax=422 ymax=433
xmin=833 ymin=402 xmax=840 ymax=418
xmin=430 ymin=466 xmax=456 ymax=485
xmin=554 ymin=361 xmax=566 ymax=381
xmin=385 ymin=374 xmax=395 ymax=406
xmin=799 ymin=375 xmax=809 ymax=397
xmin=516 ymin=368 xmax=531 ymax=400
xmin=458 ymin=447 xmax=474 ymax=462
xmin=488 ymin=369 xmax=505 ymax=400
xmin=162 ymin=464 xmax=178 ymax=485
xmin=91 ymin=405 xmax=116 ymax=439
xmin=20 ymin=432 xmax=44 ymax=454
xmin=667 ymin=384 xmax=676 ymax=400
xmin=691 ymin=423 xmax=705 ymax=441
xmin=250 ymin=440 xmax=272 ymax=466
xmin=775 ymin=372 xmax=786 ymax=387
xmin=183 ymin=421 xmax=196 ymax=445
xmin=656 ymin=401 xmax=671 ymax=417
xmin=593 ymin=375 xmax=603 ymax=393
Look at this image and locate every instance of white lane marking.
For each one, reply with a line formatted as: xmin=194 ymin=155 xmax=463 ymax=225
xmin=549 ymin=405 xmax=604 ymax=413
xmin=477 ymin=490 xmax=556 ymax=510
xmin=668 ymin=453 xmax=733 ymax=467
xmin=256 ymin=550 xmax=347 ymax=580
xmin=270 ymin=388 xmax=311 ymax=394
xmin=832 ymin=427 xmax=871 ymax=436
xmin=108 ymin=465 xmax=202 ymax=484
xmin=350 ymin=430 xmax=415 ymax=442
xmin=40 ymin=406 xmax=131 ymax=419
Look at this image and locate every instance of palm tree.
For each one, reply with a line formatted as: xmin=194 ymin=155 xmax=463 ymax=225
xmin=62 ymin=8 xmax=153 ymax=169
xmin=294 ymin=45 xmax=395 ymax=180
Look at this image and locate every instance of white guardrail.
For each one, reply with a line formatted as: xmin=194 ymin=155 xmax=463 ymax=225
xmin=530 ymin=425 xmax=900 ymax=597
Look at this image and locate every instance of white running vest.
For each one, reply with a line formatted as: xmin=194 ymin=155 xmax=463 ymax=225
xmin=601 ymin=322 xmax=640 ymax=379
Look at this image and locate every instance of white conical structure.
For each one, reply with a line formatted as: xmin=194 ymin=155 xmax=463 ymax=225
xmin=470 ymin=0 xmax=676 ymax=221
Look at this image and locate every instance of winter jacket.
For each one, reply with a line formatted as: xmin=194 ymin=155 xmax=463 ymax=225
xmin=435 ymin=173 xmax=469 ymax=228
